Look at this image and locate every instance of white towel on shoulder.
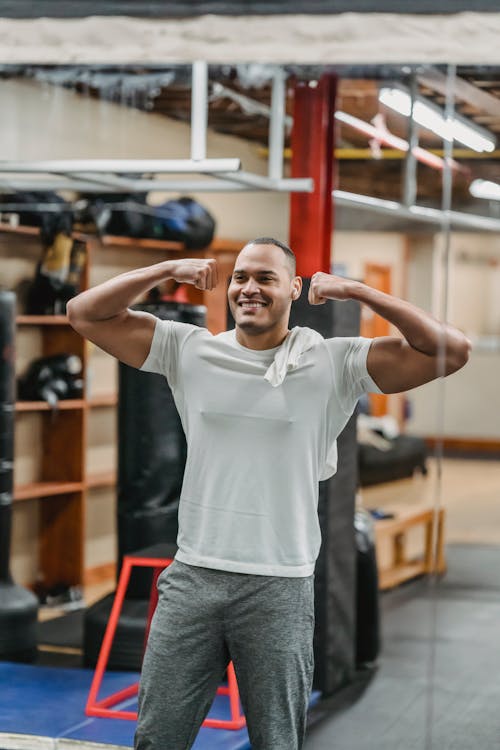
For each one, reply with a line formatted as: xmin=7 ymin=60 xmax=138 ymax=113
xmin=264 ymin=326 xmax=323 ymax=387
xmin=264 ymin=325 xmax=338 ymax=480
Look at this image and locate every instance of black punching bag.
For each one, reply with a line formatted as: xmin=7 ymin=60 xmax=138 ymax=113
xmin=117 ymin=302 xmax=205 ymax=598
xmin=83 ymin=302 xmax=205 ymax=669
xmin=0 ymin=290 xmax=39 ymax=661
xmin=290 ymin=284 xmax=361 ymax=695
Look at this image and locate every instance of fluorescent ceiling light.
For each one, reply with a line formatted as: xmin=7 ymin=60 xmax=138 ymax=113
xmin=469 ymin=179 xmax=500 ymax=200
xmin=379 ymin=87 xmax=496 ymax=154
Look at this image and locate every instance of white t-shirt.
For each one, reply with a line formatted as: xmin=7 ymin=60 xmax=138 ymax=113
xmin=140 ymin=320 xmax=381 ymax=577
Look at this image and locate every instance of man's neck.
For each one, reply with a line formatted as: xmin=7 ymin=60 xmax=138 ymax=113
xmin=235 ymin=326 xmax=290 ymax=351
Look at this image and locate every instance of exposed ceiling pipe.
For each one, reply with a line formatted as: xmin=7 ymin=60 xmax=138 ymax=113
xmin=335 ymin=111 xmax=464 ymax=172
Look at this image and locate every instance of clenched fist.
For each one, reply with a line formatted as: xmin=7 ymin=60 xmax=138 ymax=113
xmin=308 ymin=272 xmax=354 ymax=305
xmin=170 ymin=258 xmax=218 ymax=291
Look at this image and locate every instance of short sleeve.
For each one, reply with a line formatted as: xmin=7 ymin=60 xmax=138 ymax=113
xmin=140 ymin=318 xmax=198 ymax=389
xmin=326 ymin=336 xmax=383 ymax=415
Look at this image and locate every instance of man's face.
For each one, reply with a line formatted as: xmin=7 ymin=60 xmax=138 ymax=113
xmin=227 ymin=243 xmax=299 ymax=336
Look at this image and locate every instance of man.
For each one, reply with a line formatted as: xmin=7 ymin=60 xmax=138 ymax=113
xmin=68 ymin=237 xmax=470 ymax=750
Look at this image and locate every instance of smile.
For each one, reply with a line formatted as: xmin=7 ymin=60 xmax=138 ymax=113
xmin=238 ymin=301 xmax=267 ymax=309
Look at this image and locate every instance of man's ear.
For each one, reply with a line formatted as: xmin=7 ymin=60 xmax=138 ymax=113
xmin=292 ymin=276 xmax=303 ymax=300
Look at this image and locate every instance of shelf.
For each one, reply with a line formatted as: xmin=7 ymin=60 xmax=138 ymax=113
xmin=0 ymin=223 xmax=40 ymax=237
xmin=88 ymin=393 xmax=117 ymax=408
xmin=86 ymin=471 xmax=116 ymax=489
xmin=16 ymin=400 xmax=85 ymax=412
xmin=100 ymin=235 xmax=185 ymax=251
xmin=98 ymin=235 xmax=242 ymax=254
xmin=14 ymin=481 xmax=85 ymax=501
xmin=16 ymin=315 xmax=70 ymax=326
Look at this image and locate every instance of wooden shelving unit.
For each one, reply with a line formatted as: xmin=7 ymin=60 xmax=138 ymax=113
xmin=15 ymin=400 xmax=85 ymax=412
xmin=86 ymin=471 xmax=116 ymax=489
xmin=14 ymin=481 xmax=85 ymax=501
xmin=3 ymin=224 xmax=242 ymax=589
xmin=16 ymin=315 xmax=69 ymax=325
xmin=88 ymin=393 xmax=117 ymax=408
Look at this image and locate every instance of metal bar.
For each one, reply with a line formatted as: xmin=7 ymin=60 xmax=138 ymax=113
xmin=0 ymin=178 xmax=248 ymax=193
xmin=438 ymin=63 xmax=456 ymax=333
xmin=268 ymin=67 xmax=286 ymax=180
xmin=191 ymin=61 xmax=208 ymax=161
xmin=333 ymin=189 xmax=500 ymax=232
xmin=0 ymin=158 xmax=241 ymax=174
xmin=58 ymin=172 xmax=138 ymax=190
xmin=0 ymin=175 xmax=312 ymax=195
xmin=216 ymin=171 xmax=313 ymax=192
xmin=403 ymin=72 xmax=418 ymax=207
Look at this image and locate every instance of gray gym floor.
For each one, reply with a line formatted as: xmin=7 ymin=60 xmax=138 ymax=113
xmin=304 ymin=544 xmax=500 ymax=750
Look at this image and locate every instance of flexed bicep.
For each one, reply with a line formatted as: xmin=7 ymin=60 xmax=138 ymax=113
xmin=366 ymin=336 xmax=454 ymax=394
xmin=69 ymin=308 xmax=158 ymax=369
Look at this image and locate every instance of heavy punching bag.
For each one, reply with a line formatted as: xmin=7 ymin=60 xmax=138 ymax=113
xmin=117 ymin=302 xmax=205 ymax=599
xmin=0 ymin=290 xmax=39 ymax=661
xmin=289 ymin=287 xmax=362 ymax=695
xmin=84 ymin=302 xmax=205 ymax=669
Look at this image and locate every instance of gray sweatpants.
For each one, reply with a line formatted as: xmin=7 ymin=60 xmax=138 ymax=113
xmin=135 ymin=559 xmax=315 ymax=750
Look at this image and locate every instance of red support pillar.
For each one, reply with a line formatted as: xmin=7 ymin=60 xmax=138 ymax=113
xmin=289 ymin=75 xmax=337 ymax=278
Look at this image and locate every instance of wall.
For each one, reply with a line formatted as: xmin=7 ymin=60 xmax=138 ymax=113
xmin=0 ymin=78 xmax=289 ymax=241
xmin=406 ymin=232 xmax=500 ymax=440
xmin=332 ymin=231 xmax=407 ymax=298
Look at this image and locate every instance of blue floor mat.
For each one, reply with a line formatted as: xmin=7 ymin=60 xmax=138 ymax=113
xmin=0 ymin=662 xmax=320 ymax=749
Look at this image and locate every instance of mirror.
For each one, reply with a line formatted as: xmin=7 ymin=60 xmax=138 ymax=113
xmin=0 ymin=60 xmax=498 ymax=749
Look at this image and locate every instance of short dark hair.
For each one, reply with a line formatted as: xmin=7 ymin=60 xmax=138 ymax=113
xmin=247 ymin=237 xmax=297 ymax=277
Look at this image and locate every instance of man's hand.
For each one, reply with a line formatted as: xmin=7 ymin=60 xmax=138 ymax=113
xmin=67 ymin=257 xmax=219 ymax=370
xmin=169 ymin=258 xmax=218 ymax=291
xmin=308 ymin=272 xmax=355 ymax=305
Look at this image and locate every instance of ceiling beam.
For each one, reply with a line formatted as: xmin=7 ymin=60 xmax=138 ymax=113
xmin=418 ymin=68 xmax=500 ymax=118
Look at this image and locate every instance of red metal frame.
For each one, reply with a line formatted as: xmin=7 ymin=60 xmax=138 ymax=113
xmin=289 ymin=74 xmax=337 ymax=278
xmin=85 ymin=553 xmax=246 ymax=730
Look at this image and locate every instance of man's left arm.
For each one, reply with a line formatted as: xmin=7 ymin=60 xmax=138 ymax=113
xmin=309 ymin=272 xmax=471 ymax=394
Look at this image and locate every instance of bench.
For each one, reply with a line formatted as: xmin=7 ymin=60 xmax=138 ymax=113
xmin=374 ymin=505 xmax=446 ymax=590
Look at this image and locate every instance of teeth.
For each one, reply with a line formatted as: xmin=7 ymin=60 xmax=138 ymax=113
xmin=240 ymin=302 xmax=265 ymax=308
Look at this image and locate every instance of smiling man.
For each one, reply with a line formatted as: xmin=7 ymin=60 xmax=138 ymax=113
xmin=67 ymin=237 xmax=470 ymax=750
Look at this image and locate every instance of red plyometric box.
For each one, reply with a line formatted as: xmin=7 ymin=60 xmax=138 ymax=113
xmin=85 ymin=553 xmax=246 ymax=730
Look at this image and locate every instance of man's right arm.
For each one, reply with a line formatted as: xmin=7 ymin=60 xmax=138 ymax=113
xmin=67 ymin=258 xmax=218 ymax=369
